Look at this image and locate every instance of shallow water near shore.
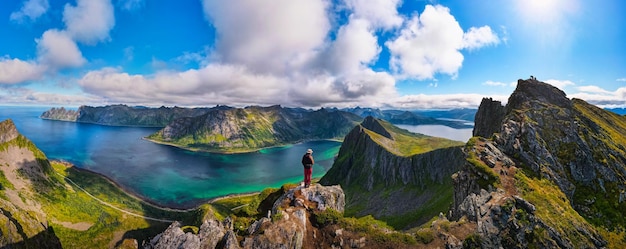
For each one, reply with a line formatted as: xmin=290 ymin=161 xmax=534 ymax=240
xmin=1 ymin=106 xmax=341 ymax=208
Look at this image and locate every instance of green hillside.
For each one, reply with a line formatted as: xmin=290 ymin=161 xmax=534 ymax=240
xmin=320 ymin=117 xmax=465 ymax=229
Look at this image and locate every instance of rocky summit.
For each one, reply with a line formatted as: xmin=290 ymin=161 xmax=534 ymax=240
xmin=449 ymin=78 xmax=626 ymax=248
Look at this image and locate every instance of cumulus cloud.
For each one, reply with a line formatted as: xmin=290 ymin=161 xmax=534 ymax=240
xmin=390 ymin=93 xmax=509 ymax=109
xmin=544 ymin=79 xmax=575 ymax=90
xmin=463 ymin=26 xmax=500 ymax=50
xmin=344 ymin=0 xmax=403 ymax=30
xmin=0 ymin=57 xmax=46 ymax=84
xmin=319 ymin=17 xmax=380 ymax=74
xmin=201 ymin=0 xmax=330 ymax=74
xmin=79 ymin=66 xmax=289 ymax=106
xmin=10 ymin=0 xmax=49 ymax=23
xmin=570 ymin=85 xmax=626 ymax=108
xmin=36 ymin=30 xmax=86 ymax=69
xmin=63 ymin=0 xmax=115 ymax=44
xmin=386 ymin=5 xmax=499 ymax=80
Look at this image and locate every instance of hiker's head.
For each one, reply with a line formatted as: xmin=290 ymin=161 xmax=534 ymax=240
xmin=306 ymin=148 xmax=313 ymax=154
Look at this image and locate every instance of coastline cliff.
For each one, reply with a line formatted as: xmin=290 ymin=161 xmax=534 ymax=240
xmin=41 ymin=104 xmax=218 ymax=127
xmin=147 ymin=105 xmax=362 ymax=153
xmin=320 ymin=116 xmax=466 ymax=229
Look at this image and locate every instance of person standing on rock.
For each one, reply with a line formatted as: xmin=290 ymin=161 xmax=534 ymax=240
xmin=301 ymin=148 xmax=314 ymax=188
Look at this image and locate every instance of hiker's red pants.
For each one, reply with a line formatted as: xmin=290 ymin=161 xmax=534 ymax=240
xmin=304 ymin=166 xmax=312 ymax=186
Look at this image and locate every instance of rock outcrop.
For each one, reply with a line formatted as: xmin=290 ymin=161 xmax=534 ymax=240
xmin=449 ymin=78 xmax=626 ymax=248
xmin=40 ymin=107 xmax=79 ymax=122
xmin=148 ymin=105 xmax=362 ymax=153
xmin=145 ymin=184 xmax=345 ymax=249
xmin=320 ymin=117 xmax=465 ymax=229
xmin=472 ymin=98 xmax=505 ymax=138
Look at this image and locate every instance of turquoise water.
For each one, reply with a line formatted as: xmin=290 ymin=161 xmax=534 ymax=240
xmin=0 ymin=106 xmax=341 ymax=208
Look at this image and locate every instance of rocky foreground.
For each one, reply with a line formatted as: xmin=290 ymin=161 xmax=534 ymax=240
xmin=144 ymin=184 xmax=346 ymax=249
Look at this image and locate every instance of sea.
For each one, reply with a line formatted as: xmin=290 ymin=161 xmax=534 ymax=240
xmin=0 ymin=106 xmax=473 ymax=208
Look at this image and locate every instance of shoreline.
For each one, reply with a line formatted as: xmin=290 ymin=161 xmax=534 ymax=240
xmin=53 ymin=159 xmax=325 ymax=211
xmin=143 ymin=136 xmax=344 ymax=155
xmin=53 ymin=160 xmax=200 ymax=211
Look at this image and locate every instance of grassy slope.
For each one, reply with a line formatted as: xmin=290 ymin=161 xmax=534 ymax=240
xmin=469 ymin=98 xmax=626 ymax=247
xmin=336 ymin=120 xmax=464 ymax=229
xmin=375 ymin=120 xmax=463 ymax=156
xmin=0 ymin=135 xmax=211 ymax=248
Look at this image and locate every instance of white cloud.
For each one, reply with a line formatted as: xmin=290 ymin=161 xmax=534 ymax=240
xmin=577 ymin=85 xmax=611 ymax=94
xmin=483 ymin=80 xmax=509 ymax=87
xmin=201 ymin=0 xmax=330 ymax=74
xmin=0 ymin=87 xmax=98 ymax=105
xmin=386 ymin=5 xmax=464 ymax=80
xmin=10 ymin=0 xmax=49 ymax=23
xmin=344 ymin=0 xmax=403 ymax=30
xmin=570 ymin=86 xmax=626 ymax=108
xmin=63 ymin=0 xmax=115 ymax=44
xmin=463 ymin=26 xmax=500 ymax=50
xmin=386 ymin=5 xmax=499 ymax=80
xmin=390 ymin=93 xmax=509 ymax=109
xmin=36 ymin=30 xmax=86 ymax=69
xmin=319 ymin=17 xmax=380 ymax=74
xmin=616 ymin=78 xmax=626 ymax=82
xmin=0 ymin=57 xmax=46 ymax=84
xmin=79 ymin=66 xmax=290 ymax=106
xmin=544 ymin=79 xmax=575 ymax=90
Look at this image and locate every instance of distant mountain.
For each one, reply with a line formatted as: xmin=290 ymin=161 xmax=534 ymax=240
xmin=448 ymin=78 xmax=626 ymax=247
xmin=147 ymin=105 xmax=363 ymax=153
xmin=342 ymin=107 xmax=474 ymax=128
xmin=606 ymin=107 xmax=626 ymax=115
xmin=319 ymin=116 xmax=465 ymax=229
xmin=41 ymin=104 xmax=224 ymax=127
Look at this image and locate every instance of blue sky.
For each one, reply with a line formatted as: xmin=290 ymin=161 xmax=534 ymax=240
xmin=0 ymin=0 xmax=624 ymax=109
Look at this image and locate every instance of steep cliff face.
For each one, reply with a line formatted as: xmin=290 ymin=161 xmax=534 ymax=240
xmin=40 ymin=107 xmax=79 ymax=122
xmin=42 ymin=104 xmax=217 ymax=127
xmin=450 ymin=78 xmax=626 ymax=248
xmin=148 ymin=106 xmax=362 ymax=153
xmin=472 ymin=98 xmax=505 ymax=138
xmin=0 ymin=119 xmax=62 ymax=248
xmin=320 ymin=117 xmax=465 ymax=229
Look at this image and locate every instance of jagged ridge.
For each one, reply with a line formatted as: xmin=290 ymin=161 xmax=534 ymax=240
xmin=320 ymin=116 xmax=465 ymax=229
xmin=450 ymin=78 xmax=626 ymax=248
xmin=147 ymin=106 xmax=363 ymax=153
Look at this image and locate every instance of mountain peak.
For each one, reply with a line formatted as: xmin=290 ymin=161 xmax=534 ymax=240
xmin=507 ymin=78 xmax=571 ymax=110
xmin=0 ymin=119 xmax=19 ymax=143
xmin=360 ymin=116 xmax=392 ymax=139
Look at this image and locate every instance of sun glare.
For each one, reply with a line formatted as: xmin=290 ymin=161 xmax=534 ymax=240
xmin=518 ymin=0 xmax=561 ymax=22
xmin=527 ymin=0 xmax=558 ymax=12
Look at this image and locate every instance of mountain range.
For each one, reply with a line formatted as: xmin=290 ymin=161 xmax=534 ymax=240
xmin=6 ymin=77 xmax=626 ymax=248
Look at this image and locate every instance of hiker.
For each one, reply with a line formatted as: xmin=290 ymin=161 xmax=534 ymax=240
xmin=301 ymin=148 xmax=314 ymax=188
